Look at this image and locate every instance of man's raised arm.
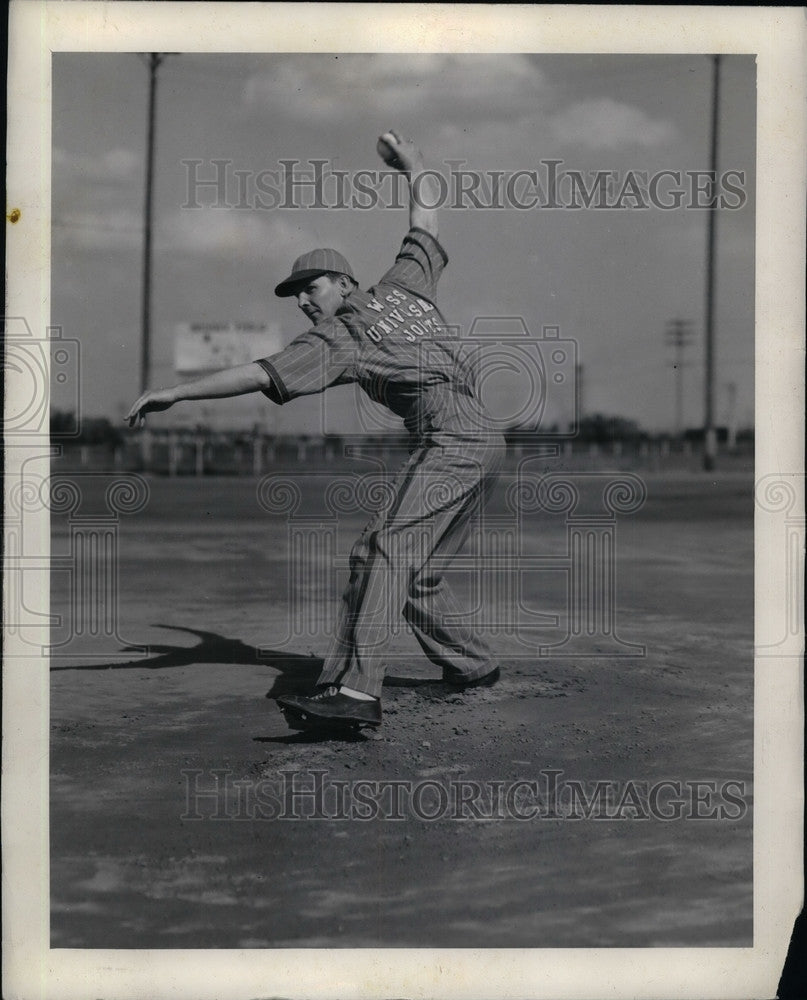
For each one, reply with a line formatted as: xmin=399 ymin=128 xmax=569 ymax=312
xmin=377 ymin=130 xmax=439 ymax=238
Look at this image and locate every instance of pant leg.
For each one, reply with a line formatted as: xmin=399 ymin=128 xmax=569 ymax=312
xmin=318 ymin=434 xmax=503 ymax=697
xmin=403 ymin=460 xmax=501 ymax=682
xmin=316 ymin=520 xmax=374 ymax=686
xmin=317 ymin=447 xmax=428 ymax=696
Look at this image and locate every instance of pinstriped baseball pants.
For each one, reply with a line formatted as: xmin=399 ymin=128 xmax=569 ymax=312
xmin=317 ymin=430 xmax=506 ymax=698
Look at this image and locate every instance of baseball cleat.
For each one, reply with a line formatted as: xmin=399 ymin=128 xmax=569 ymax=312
xmin=277 ymin=686 xmax=382 ymax=731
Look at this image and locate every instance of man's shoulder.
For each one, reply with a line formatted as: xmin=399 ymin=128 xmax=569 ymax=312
xmin=293 ymin=315 xmax=352 ymax=342
xmin=369 ymin=278 xmax=435 ymax=307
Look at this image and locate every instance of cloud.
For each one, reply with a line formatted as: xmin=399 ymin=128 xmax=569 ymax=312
xmin=52 ymin=146 xmax=144 ymax=248
xmin=660 ymin=213 xmax=754 ymax=262
xmin=241 ymin=54 xmax=547 ymax=125
xmin=238 ymin=56 xmax=676 ymax=168
xmin=548 ymin=98 xmax=677 ymax=150
xmin=434 ymin=119 xmax=555 ymax=170
xmin=53 ymin=145 xmax=141 ymax=183
xmin=51 ymin=208 xmax=143 ymax=251
xmin=156 ymin=208 xmax=321 ymax=261
xmin=51 ymin=198 xmax=328 ymax=262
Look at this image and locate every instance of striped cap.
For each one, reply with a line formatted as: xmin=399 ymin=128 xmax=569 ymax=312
xmin=274 ymin=248 xmax=355 ymax=297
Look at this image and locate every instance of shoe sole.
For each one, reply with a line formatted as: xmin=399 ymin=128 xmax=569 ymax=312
xmin=278 ymin=703 xmax=381 ymax=732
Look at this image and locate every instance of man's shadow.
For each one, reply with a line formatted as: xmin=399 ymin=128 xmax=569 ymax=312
xmin=49 ymin=622 xmax=431 ymax=698
xmin=49 ymin=624 xmax=324 ymax=697
xmin=50 ymin=624 xmax=345 ymax=743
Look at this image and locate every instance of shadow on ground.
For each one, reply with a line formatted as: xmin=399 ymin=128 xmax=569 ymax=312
xmin=50 ymin=623 xmax=437 ymax=698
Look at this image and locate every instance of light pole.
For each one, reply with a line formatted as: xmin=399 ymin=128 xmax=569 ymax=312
xmin=703 ymin=54 xmax=721 ymax=471
xmin=139 ymin=53 xmax=163 ymax=394
xmin=138 ymin=53 xmax=178 ymax=394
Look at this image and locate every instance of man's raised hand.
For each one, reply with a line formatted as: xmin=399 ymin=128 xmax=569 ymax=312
xmin=376 ymin=130 xmax=425 ymax=174
xmin=377 ymin=130 xmax=439 ymax=236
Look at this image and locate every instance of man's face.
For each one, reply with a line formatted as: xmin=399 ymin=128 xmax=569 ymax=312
xmin=294 ymin=274 xmax=345 ymax=324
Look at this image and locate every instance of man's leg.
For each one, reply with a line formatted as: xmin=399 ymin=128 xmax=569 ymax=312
xmin=274 ymin=495 xmax=391 ymax=727
xmin=404 ymin=573 xmax=498 ymax=684
xmin=315 ymin=446 xmax=431 ymax=698
xmin=284 ymin=436 xmax=502 ymax=724
xmin=315 ymin=522 xmax=374 ymax=688
xmin=335 ymin=438 xmax=503 ymax=693
xmin=403 ymin=459 xmax=501 ymax=683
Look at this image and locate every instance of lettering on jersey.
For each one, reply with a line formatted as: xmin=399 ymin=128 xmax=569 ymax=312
xmin=364 ymin=290 xmax=441 ymax=344
xmin=403 ymin=316 xmax=440 ymax=343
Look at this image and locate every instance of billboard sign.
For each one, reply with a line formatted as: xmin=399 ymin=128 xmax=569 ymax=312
xmin=174 ymin=322 xmax=282 ymax=375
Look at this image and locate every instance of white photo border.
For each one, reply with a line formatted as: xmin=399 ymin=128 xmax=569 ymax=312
xmin=4 ymin=3 xmax=805 ymax=998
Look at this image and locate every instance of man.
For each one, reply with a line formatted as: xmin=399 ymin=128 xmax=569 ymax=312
xmin=126 ymin=131 xmax=505 ymax=731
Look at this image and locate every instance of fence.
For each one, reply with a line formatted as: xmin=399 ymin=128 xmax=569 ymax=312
xmin=51 ymin=430 xmax=754 ymax=476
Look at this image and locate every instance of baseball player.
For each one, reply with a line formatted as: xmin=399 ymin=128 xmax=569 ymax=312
xmin=126 ymin=131 xmax=505 ymax=731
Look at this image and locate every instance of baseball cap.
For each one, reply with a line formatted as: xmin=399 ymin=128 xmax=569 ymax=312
xmin=274 ymin=249 xmax=355 ymax=297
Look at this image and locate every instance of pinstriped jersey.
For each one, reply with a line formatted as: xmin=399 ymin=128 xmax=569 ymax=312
xmin=255 ymin=227 xmax=476 ymax=422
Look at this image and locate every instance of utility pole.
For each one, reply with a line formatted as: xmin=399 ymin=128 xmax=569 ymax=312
xmin=139 ymin=53 xmax=171 ymax=395
xmin=665 ymin=319 xmax=694 ymax=439
xmin=575 ymin=361 xmax=584 ymax=429
xmin=725 ymin=381 xmax=737 ymax=450
xmin=703 ymin=54 xmax=721 ymax=471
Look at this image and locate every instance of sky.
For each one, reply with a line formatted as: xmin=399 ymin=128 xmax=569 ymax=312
xmin=51 ymin=52 xmax=756 ymax=434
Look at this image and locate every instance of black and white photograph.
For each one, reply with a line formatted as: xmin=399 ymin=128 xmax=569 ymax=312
xmin=4 ymin=4 xmax=804 ymax=998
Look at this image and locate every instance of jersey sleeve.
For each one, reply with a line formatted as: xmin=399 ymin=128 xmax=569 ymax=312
xmin=254 ymin=320 xmax=356 ymax=404
xmin=377 ymin=226 xmax=449 ymax=303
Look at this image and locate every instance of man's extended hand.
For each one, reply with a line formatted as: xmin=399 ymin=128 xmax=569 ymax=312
xmin=376 ymin=130 xmax=425 ymax=174
xmin=125 ymin=387 xmax=176 ymax=427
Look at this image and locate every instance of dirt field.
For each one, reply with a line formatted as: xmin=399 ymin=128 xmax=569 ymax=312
xmin=49 ymin=467 xmax=753 ymax=948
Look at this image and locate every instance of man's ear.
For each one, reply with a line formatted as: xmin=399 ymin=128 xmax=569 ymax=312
xmin=337 ymin=274 xmax=354 ymax=295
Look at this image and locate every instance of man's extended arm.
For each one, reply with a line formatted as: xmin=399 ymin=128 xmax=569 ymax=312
xmin=377 ymin=130 xmax=438 ymax=238
xmin=125 ymin=362 xmax=272 ymax=426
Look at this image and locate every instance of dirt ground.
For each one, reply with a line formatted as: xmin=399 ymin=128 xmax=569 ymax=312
xmin=49 ymin=468 xmax=753 ymax=949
